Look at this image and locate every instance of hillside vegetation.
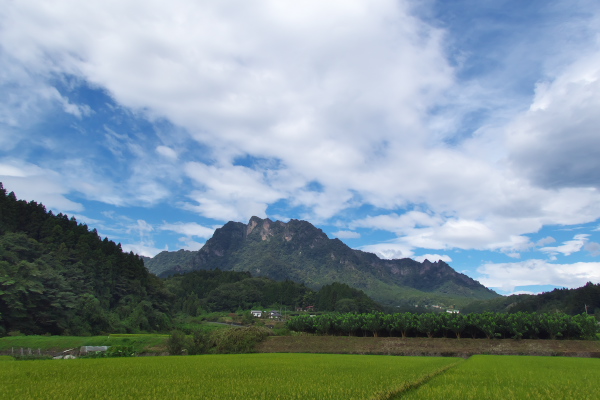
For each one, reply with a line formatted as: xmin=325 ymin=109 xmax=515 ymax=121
xmin=145 ymin=216 xmax=498 ymax=307
xmin=0 ymin=183 xmax=172 ymax=335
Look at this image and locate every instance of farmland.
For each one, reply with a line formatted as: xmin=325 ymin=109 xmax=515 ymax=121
xmin=1 ymin=353 xmax=599 ymax=399
xmin=403 ymin=355 xmax=600 ymax=400
xmin=0 ymin=353 xmax=460 ymax=399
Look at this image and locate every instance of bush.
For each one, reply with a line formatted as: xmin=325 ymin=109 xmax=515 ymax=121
xmin=188 ymin=330 xmax=211 ymax=355
xmin=212 ymin=326 xmax=272 ymax=354
xmin=166 ymin=330 xmax=189 ymax=355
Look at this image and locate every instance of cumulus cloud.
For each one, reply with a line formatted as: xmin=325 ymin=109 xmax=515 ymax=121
xmin=1 ymin=0 xmax=600 ymax=272
xmin=508 ymin=52 xmax=600 ymax=190
xmin=183 ymin=162 xmax=285 ymax=221
xmin=477 ymin=259 xmax=600 ymax=293
xmin=0 ymin=160 xmax=83 ymax=212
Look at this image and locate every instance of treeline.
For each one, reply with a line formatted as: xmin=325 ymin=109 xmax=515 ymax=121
xmin=164 ymin=271 xmax=382 ymax=314
xmin=0 ymin=183 xmax=172 ymax=336
xmin=286 ymin=312 xmax=599 ymax=340
xmin=462 ymin=283 xmax=600 ymax=317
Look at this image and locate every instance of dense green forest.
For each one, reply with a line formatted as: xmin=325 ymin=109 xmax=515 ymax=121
xmin=0 ymin=183 xmax=173 ymax=336
xmin=164 ymin=271 xmax=382 ymax=314
xmin=463 ymin=283 xmax=600 ymax=316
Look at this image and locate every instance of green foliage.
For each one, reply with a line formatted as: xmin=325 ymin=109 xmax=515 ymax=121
xmin=211 ymin=326 xmax=272 ymax=354
xmin=287 ymin=311 xmax=600 ymax=340
xmin=187 ymin=330 xmax=211 ymax=355
xmin=0 ymin=184 xmax=172 ymax=335
xmin=166 ymin=330 xmax=188 ymax=355
xmin=165 ymin=270 xmax=313 ymax=313
xmin=464 ymin=283 xmax=600 ymax=316
xmin=315 ymin=282 xmax=382 ymax=313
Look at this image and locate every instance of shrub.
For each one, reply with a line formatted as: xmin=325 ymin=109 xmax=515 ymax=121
xmin=166 ymin=330 xmax=189 ymax=355
xmin=211 ymin=326 xmax=272 ymax=354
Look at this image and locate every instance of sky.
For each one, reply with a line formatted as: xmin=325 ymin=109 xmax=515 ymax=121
xmin=1 ymin=0 xmax=600 ymax=295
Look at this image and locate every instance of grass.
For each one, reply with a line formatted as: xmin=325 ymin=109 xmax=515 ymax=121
xmin=402 ymin=355 xmax=600 ymax=400
xmin=0 ymin=353 xmax=460 ymax=399
xmin=0 ymin=334 xmax=169 ymax=354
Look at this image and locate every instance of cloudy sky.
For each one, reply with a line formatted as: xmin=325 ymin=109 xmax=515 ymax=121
xmin=2 ymin=0 xmax=600 ymax=295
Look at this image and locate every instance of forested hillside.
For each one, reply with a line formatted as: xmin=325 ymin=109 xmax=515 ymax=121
xmin=164 ymin=270 xmax=382 ymax=314
xmin=462 ymin=283 xmax=600 ymax=317
xmin=0 ymin=183 xmax=172 ymax=336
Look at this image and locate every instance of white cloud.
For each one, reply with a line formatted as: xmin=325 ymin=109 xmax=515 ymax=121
xmin=184 ymin=162 xmax=284 ymax=221
xmin=178 ymin=237 xmax=205 ymax=252
xmin=121 ymin=243 xmax=166 ymax=258
xmin=359 ymin=242 xmax=414 ymax=260
xmin=413 ymin=254 xmax=452 ymax=263
xmin=536 ymin=236 xmax=556 ymax=247
xmin=1 ymin=0 xmax=600 ymax=270
xmin=156 ymin=146 xmax=178 ymax=160
xmin=160 ymin=222 xmax=215 ymax=238
xmin=540 ymin=234 xmax=589 ymax=257
xmin=477 ymin=259 xmax=600 ymax=293
xmin=333 ymin=230 xmax=361 ymax=239
xmin=0 ymin=160 xmax=83 ymax=212
xmin=508 ymin=50 xmax=600 ymax=189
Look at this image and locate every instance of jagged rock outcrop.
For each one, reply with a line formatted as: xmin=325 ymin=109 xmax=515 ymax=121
xmin=144 ymin=216 xmax=498 ymax=305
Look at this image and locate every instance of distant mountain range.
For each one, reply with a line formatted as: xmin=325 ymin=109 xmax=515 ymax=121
xmin=144 ymin=217 xmax=498 ymax=306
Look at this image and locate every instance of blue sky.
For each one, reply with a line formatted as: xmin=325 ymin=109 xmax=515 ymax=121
xmin=1 ymin=0 xmax=600 ymax=295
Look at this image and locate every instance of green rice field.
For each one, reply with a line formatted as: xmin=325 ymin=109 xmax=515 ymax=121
xmin=403 ymin=355 xmax=600 ymax=400
xmin=1 ymin=353 xmax=598 ymax=399
xmin=0 ymin=353 xmax=458 ymax=399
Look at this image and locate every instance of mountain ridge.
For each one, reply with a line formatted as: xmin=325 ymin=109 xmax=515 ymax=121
xmin=144 ymin=216 xmax=498 ymax=306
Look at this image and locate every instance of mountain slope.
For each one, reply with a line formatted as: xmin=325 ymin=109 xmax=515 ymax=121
xmin=145 ymin=216 xmax=498 ymax=306
xmin=0 ymin=183 xmax=172 ymax=335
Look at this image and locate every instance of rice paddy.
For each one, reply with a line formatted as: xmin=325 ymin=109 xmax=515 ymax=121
xmin=403 ymin=355 xmax=600 ymax=400
xmin=1 ymin=353 xmax=598 ymax=399
xmin=1 ymin=353 xmax=457 ymax=399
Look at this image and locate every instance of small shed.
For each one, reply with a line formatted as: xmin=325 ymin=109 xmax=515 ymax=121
xmin=251 ymin=310 xmax=263 ymax=318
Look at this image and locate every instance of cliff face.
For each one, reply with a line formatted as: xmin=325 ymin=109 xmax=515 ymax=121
xmin=145 ymin=216 xmax=498 ymax=305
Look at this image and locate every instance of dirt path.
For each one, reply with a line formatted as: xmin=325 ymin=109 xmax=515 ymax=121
xmin=257 ymin=336 xmax=600 ymax=357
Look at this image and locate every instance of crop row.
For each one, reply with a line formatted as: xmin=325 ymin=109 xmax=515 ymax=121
xmin=286 ymin=312 xmax=600 ymax=339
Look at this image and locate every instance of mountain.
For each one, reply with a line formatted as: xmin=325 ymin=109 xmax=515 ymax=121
xmin=145 ymin=216 xmax=498 ymax=306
